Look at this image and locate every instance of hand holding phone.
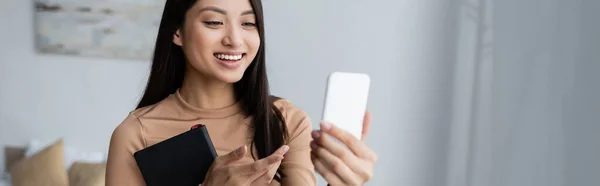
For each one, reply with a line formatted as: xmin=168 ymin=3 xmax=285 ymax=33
xmin=310 ymin=71 xmax=377 ymax=186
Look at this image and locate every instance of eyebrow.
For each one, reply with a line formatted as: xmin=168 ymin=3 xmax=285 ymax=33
xmin=241 ymin=10 xmax=254 ymax=16
xmin=198 ymin=6 xmax=255 ymax=16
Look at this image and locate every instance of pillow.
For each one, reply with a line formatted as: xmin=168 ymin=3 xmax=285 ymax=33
xmin=9 ymin=139 xmax=69 ymax=186
xmin=25 ymin=139 xmax=107 ymax=170
xmin=68 ymin=162 xmax=106 ymax=186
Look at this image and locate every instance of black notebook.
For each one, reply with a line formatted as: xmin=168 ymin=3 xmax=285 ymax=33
xmin=134 ymin=124 xmax=217 ymax=186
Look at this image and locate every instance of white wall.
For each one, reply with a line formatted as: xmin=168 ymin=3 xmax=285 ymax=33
xmin=455 ymin=0 xmax=600 ymax=185
xmin=563 ymin=1 xmax=600 ymax=185
xmin=1 ymin=0 xmax=459 ymax=185
xmin=0 ymin=0 xmax=150 ymax=172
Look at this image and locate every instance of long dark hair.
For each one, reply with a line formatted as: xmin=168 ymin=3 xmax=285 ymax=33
xmin=136 ymin=0 xmax=288 ymax=181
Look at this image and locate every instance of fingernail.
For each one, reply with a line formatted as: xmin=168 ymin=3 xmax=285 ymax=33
xmin=311 ymin=130 xmax=321 ymax=139
xmin=310 ymin=142 xmax=317 ymax=149
xmin=321 ymin=122 xmax=332 ymax=131
xmin=280 ymin=145 xmax=289 ymax=154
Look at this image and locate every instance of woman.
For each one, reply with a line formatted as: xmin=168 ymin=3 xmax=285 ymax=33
xmin=105 ymin=0 xmax=377 ymax=185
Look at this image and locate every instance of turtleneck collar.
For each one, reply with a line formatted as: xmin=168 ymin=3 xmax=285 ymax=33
xmin=171 ymin=89 xmax=243 ymax=119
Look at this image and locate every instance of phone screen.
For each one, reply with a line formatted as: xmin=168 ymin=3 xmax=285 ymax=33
xmin=321 ymin=72 xmax=370 ymax=140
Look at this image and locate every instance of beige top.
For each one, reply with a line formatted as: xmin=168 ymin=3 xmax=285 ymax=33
xmin=105 ymin=90 xmax=316 ymax=186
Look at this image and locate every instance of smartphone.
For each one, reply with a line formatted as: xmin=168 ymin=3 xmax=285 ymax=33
xmin=321 ymin=72 xmax=371 ymax=140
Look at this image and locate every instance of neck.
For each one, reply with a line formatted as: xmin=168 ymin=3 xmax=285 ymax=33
xmin=179 ymin=69 xmax=236 ymax=109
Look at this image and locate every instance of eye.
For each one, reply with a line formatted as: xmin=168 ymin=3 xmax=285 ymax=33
xmin=203 ymin=21 xmax=223 ymax=26
xmin=242 ymin=22 xmax=257 ymax=27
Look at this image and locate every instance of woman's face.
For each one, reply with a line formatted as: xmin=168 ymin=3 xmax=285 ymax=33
xmin=174 ymin=0 xmax=259 ymax=83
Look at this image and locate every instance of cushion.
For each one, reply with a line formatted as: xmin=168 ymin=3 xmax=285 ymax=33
xmin=25 ymin=139 xmax=106 ymax=170
xmin=68 ymin=162 xmax=106 ymax=186
xmin=9 ymin=139 xmax=69 ymax=186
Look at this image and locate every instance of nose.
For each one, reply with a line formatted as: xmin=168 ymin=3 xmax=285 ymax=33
xmin=222 ymin=26 xmax=243 ymax=48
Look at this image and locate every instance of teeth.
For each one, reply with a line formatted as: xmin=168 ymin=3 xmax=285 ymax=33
xmin=216 ymin=54 xmax=242 ymax=60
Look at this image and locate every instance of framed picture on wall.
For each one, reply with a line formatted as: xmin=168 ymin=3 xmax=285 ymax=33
xmin=33 ymin=0 xmax=164 ymax=61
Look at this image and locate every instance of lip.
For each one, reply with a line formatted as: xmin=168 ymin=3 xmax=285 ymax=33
xmin=214 ymin=53 xmax=245 ymax=69
xmin=214 ymin=51 xmax=245 ymax=55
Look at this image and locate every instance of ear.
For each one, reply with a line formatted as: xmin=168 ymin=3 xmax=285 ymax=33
xmin=173 ymin=29 xmax=183 ymax=46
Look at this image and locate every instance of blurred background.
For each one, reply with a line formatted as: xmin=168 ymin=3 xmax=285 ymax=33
xmin=0 ymin=0 xmax=598 ymax=186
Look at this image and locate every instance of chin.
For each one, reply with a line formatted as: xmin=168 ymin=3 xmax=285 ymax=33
xmin=214 ymin=69 xmax=247 ymax=83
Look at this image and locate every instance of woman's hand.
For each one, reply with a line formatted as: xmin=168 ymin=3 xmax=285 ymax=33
xmin=202 ymin=145 xmax=289 ymax=186
xmin=310 ymin=111 xmax=377 ymax=186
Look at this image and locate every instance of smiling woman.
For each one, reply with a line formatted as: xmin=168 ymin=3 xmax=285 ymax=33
xmin=104 ymin=0 xmax=317 ymax=185
xmin=105 ymin=0 xmax=377 ymax=185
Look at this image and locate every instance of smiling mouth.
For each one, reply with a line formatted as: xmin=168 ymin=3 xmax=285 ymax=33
xmin=214 ymin=53 xmax=246 ymax=61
